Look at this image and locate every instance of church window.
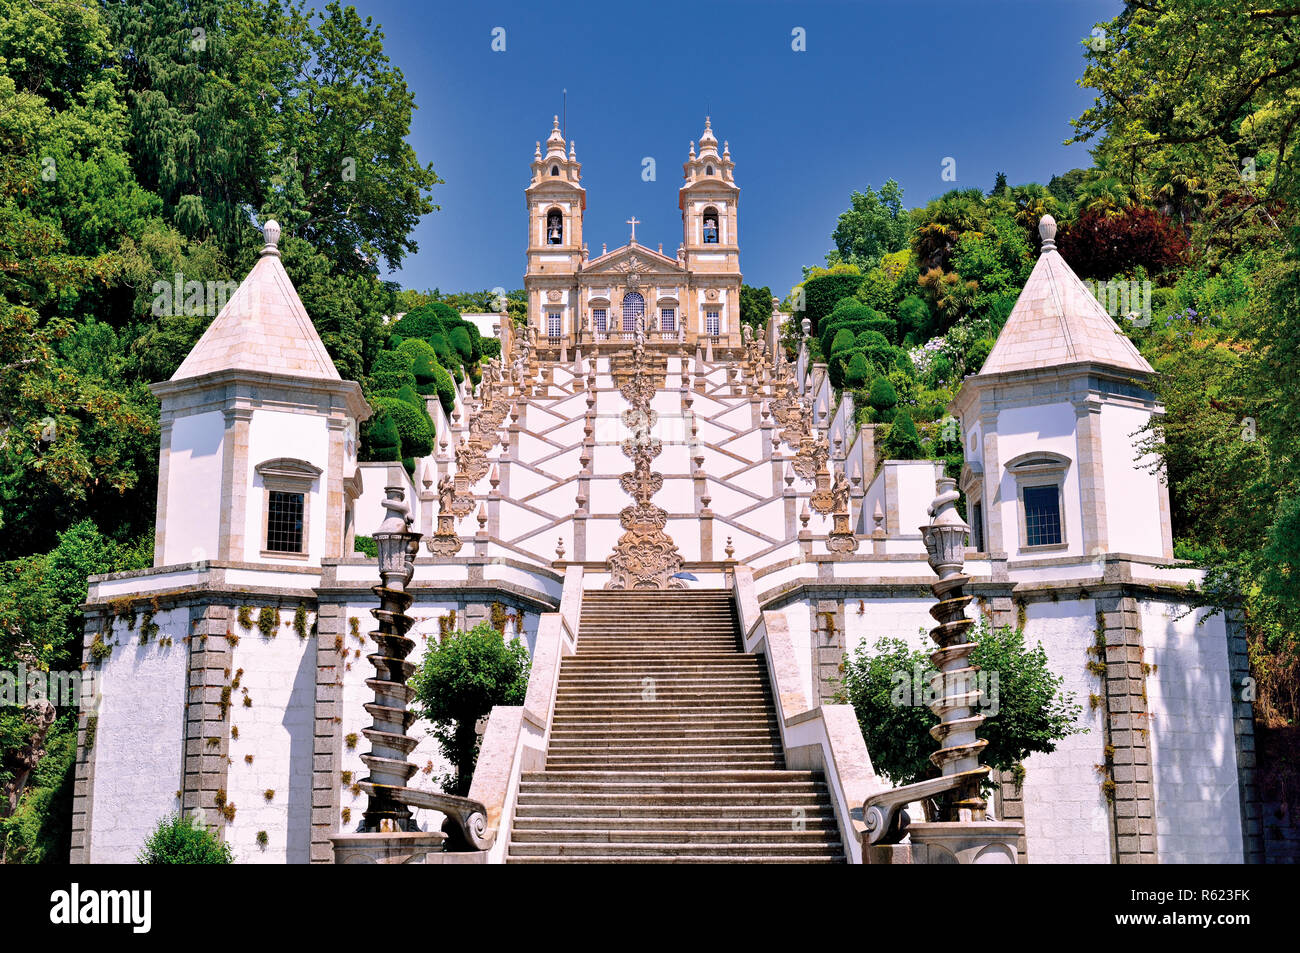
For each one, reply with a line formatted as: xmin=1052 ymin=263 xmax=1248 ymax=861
xmin=622 ymin=292 xmax=644 ymax=334
xmin=705 ymin=309 xmax=720 ymax=336
xmin=547 ymin=311 xmax=562 ymax=340
xmin=550 ymin=165 xmax=559 ymax=176
xmin=703 ymin=207 xmax=719 ymax=244
xmin=1023 ymin=485 xmax=1062 ymax=547
xmin=592 ymin=309 xmax=607 ymax=334
xmin=660 ymin=308 xmax=675 ymax=333
xmin=266 ymin=491 xmax=305 ymax=554
xmin=546 ymin=209 xmax=563 ymax=244
xmin=706 ymin=165 xmax=714 ymax=175
xmin=970 ymin=501 xmax=984 ymax=551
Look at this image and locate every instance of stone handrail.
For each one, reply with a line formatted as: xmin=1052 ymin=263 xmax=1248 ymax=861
xmin=465 ymin=564 xmax=583 ymax=861
xmin=732 ymin=564 xmax=883 ymax=864
xmin=388 ymin=788 xmax=493 ymax=851
xmin=860 ymin=768 xmax=989 ymax=845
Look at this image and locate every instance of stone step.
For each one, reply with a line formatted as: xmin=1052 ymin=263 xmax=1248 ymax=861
xmin=508 ymin=828 xmax=840 ymax=846
xmin=548 ymin=728 xmax=780 ymax=741
xmin=513 ymin=805 xmax=837 ymax=822
xmin=505 ymin=854 xmax=841 ymax=864
xmin=506 ymin=842 xmax=842 ymax=859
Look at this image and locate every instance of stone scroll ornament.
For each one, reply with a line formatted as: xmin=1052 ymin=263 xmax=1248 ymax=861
xmin=605 ymin=345 xmax=686 ymax=590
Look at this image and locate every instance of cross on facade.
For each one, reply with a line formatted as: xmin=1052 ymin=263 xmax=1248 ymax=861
xmin=627 ymin=216 xmax=640 ymax=242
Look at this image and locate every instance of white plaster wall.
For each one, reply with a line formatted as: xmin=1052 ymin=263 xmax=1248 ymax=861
xmin=1142 ymin=602 xmax=1244 ymax=862
xmin=354 ymin=461 xmax=417 ymax=539
xmin=225 ymin=610 xmax=316 ymax=863
xmin=995 ymin=402 xmax=1083 ymax=559
xmin=1016 ymin=599 xmax=1113 ymax=864
xmin=1101 ymin=403 xmax=1164 ymax=557
xmin=778 ymin=604 xmax=815 ymax=706
xmin=88 ymin=610 xmax=188 ymax=863
xmin=162 ymin=411 xmax=224 ymax=566
xmin=245 ymin=410 xmax=329 ymax=562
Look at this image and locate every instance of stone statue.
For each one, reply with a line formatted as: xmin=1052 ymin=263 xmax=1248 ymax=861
xmin=437 ymin=474 xmax=454 ymax=514
xmin=831 ymin=469 xmax=850 ymax=514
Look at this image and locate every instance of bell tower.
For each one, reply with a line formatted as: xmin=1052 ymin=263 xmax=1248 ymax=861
xmin=678 ymin=118 xmax=742 ymax=345
xmin=525 ymin=116 xmax=585 ymax=337
xmin=679 ymin=118 xmax=740 ymax=271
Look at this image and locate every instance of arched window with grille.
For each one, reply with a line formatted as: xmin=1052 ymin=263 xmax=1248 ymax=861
xmin=550 ymin=165 xmax=560 ymax=176
xmin=622 ymin=292 xmax=644 ymax=334
xmin=702 ymin=207 xmax=719 ymax=244
xmin=546 ymin=208 xmax=563 ymax=245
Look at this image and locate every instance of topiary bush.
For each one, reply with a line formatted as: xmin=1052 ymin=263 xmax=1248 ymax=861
xmin=867 ymin=375 xmax=898 ymax=422
xmin=843 ymin=352 xmax=871 ymax=388
xmin=449 ymin=325 xmax=473 ymax=363
xmin=431 ymin=361 xmax=456 ymax=415
xmin=397 ymin=338 xmax=441 ymax=395
xmin=362 ymin=409 xmax=402 ymax=461
xmin=370 ymin=349 xmax=416 ymax=394
xmin=137 ymin=812 xmax=233 ymax=864
xmin=884 ymin=408 xmax=923 ymax=458
xmin=410 ymin=622 xmax=531 ymax=795
xmin=370 ymin=396 xmax=433 ymax=459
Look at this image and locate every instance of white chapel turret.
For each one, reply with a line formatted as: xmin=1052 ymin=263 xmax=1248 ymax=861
xmin=950 ymin=215 xmax=1173 ymax=562
xmin=149 ymin=221 xmax=370 ymax=567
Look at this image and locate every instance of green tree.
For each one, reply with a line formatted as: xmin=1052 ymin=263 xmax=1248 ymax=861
xmin=409 ymin=622 xmax=530 ymax=795
xmin=838 ymin=626 xmax=1083 ymax=787
xmin=830 ymin=180 xmax=908 ymax=269
xmin=739 ymin=284 xmax=774 ymax=332
xmin=137 ymin=812 xmax=233 ymax=864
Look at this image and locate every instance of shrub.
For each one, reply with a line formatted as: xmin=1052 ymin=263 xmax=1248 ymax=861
xmin=431 ymin=361 xmax=456 ymax=414
xmin=410 ymin=622 xmax=531 ymax=796
xmin=353 ymin=535 xmax=378 ymax=558
xmin=397 ymin=338 xmax=440 ymax=394
xmin=830 ymin=328 xmax=857 ymax=355
xmin=884 ymin=408 xmax=923 ymax=459
xmin=480 ymin=336 xmax=501 ymax=359
xmin=363 ymin=409 xmax=402 ymax=461
xmin=370 ymin=349 xmax=416 ymax=394
xmin=391 ymin=301 xmax=458 ymax=340
xmin=843 ymin=352 xmax=871 ymax=388
xmin=801 ymin=271 xmax=865 ymax=338
xmin=137 ymin=812 xmax=233 ymax=864
xmin=449 ymin=325 xmax=473 ymax=363
xmin=370 ymin=396 xmax=433 ymax=459
xmin=868 ymin=375 xmax=898 ymax=413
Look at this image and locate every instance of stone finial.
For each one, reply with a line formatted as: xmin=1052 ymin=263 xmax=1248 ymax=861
xmin=261 ymin=219 xmax=281 ymax=257
xmin=801 ymin=317 xmax=811 ymax=337
xmin=724 ymin=536 xmax=735 ymax=560
xmin=1039 ymin=214 xmax=1057 ymax=253
xmin=555 ymin=536 xmax=565 ymax=560
xmin=922 ymin=477 xmax=968 ymax=581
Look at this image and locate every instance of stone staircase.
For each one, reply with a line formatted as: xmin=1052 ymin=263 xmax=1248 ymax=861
xmin=506 ymin=590 xmax=845 ymax=862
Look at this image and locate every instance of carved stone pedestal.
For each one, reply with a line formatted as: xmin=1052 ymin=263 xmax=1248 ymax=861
xmin=894 ymin=821 xmax=1022 ymax=864
xmin=331 ymin=830 xmax=445 ymax=864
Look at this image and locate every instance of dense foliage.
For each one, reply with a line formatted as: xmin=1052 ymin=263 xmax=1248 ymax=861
xmin=838 ymin=625 xmax=1083 ymax=787
xmin=137 ymin=812 xmax=233 ymax=864
xmin=409 ymin=622 xmax=531 ymax=796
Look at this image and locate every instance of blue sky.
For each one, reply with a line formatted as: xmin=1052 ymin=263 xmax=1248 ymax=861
xmin=359 ymin=0 xmax=1123 ymax=298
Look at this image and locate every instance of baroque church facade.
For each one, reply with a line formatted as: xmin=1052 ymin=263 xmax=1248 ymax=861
xmin=70 ymin=119 xmax=1260 ymax=864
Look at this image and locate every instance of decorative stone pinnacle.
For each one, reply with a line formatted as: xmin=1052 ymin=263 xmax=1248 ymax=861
xmin=1039 ymin=213 xmax=1057 ymax=253
xmin=261 ymin=220 xmax=281 ymax=257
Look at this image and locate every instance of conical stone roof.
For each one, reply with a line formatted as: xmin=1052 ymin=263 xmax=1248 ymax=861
xmin=170 ymin=220 xmax=341 ymax=382
xmin=977 ymin=215 xmax=1152 ymax=377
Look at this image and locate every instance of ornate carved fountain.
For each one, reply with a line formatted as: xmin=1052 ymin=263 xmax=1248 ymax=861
xmin=860 ymin=476 xmax=1022 ymax=863
xmin=331 ymin=480 xmax=492 ymax=863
